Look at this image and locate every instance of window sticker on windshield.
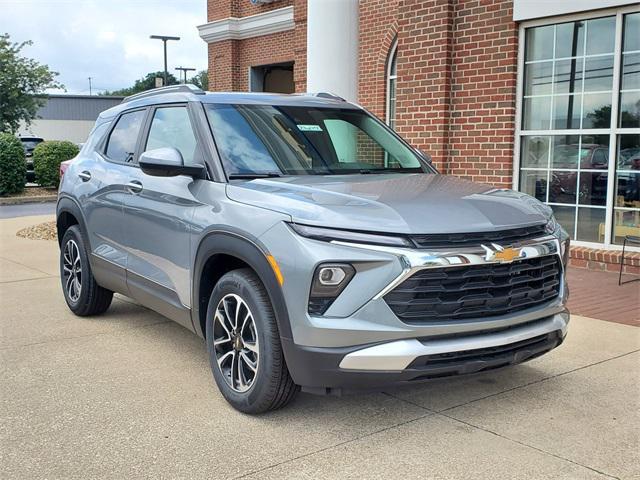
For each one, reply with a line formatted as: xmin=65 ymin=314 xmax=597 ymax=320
xmin=297 ymin=124 xmax=323 ymax=132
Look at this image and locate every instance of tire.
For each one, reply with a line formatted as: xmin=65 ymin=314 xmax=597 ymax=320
xmin=206 ymin=268 xmax=298 ymax=413
xmin=60 ymin=225 xmax=113 ymax=316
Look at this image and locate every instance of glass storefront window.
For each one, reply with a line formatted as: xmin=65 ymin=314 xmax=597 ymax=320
xmin=519 ymin=10 xmax=640 ymax=246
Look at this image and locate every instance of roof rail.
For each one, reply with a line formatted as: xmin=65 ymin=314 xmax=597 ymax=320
xmin=308 ymin=92 xmax=346 ymax=102
xmin=122 ymin=84 xmax=205 ymax=103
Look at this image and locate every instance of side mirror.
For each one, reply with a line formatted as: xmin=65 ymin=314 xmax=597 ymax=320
xmin=139 ymin=147 xmax=205 ymax=178
xmin=416 ymin=148 xmax=433 ymax=165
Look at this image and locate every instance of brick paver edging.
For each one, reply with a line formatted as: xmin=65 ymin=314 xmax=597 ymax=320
xmin=570 ymin=246 xmax=640 ymax=275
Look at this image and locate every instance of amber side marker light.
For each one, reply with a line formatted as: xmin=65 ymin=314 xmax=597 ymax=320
xmin=266 ymin=254 xmax=284 ymax=286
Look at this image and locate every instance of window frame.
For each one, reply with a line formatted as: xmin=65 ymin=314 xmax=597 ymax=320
xmin=141 ymin=103 xmax=202 ymax=166
xmin=100 ymin=107 xmax=149 ymax=166
xmin=386 ymin=38 xmax=398 ymax=129
xmin=513 ymin=4 xmax=640 ymax=251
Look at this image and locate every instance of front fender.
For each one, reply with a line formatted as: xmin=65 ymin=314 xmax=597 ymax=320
xmin=191 ymin=228 xmax=293 ymax=341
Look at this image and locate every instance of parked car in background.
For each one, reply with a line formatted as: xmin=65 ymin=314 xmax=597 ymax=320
xmin=19 ymin=136 xmax=44 ymax=183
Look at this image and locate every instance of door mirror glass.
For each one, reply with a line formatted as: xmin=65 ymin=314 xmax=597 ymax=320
xmin=415 ymin=149 xmax=439 ymax=173
xmin=139 ymin=147 xmax=205 ymax=177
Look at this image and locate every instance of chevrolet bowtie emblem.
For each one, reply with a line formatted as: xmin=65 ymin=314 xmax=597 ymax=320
xmin=481 ymin=243 xmax=521 ymax=263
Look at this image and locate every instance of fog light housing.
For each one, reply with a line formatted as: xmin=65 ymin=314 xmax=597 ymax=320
xmin=308 ymin=263 xmax=355 ymax=315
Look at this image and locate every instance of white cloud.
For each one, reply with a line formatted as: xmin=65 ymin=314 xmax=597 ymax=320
xmin=0 ymin=0 xmax=208 ymax=94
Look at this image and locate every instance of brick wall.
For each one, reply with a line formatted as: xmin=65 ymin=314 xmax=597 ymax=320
xmin=357 ymin=0 xmax=517 ymax=181
xmin=358 ymin=0 xmax=399 ymax=119
xmin=207 ymin=0 xmax=293 ymax=22
xmin=206 ymin=0 xmax=305 ymax=92
xmin=570 ymin=246 xmax=640 ymax=275
xmin=447 ymin=0 xmax=517 ymax=187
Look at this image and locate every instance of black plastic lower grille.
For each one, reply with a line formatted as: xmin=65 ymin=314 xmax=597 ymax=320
xmin=384 ymin=255 xmax=562 ymax=324
xmin=407 ymin=331 xmax=561 ymax=374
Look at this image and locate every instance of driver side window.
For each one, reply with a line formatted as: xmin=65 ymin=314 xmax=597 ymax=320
xmin=145 ymin=106 xmax=200 ymax=165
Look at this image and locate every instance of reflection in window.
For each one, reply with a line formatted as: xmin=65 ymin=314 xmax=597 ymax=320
xmin=146 ymin=107 xmax=199 ymax=165
xmin=105 ymin=110 xmax=145 ymax=163
xmin=613 ymin=134 xmax=640 ymax=244
xmin=519 ymin=12 xmax=640 ymax=246
xmin=522 ymin=17 xmax=615 ymax=132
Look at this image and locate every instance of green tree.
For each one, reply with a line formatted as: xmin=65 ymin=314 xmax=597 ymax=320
xmin=188 ymin=70 xmax=208 ymax=90
xmin=0 ymin=34 xmax=63 ymax=133
xmin=105 ymin=71 xmax=179 ymax=96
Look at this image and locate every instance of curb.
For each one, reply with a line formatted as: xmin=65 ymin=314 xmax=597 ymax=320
xmin=0 ymin=195 xmax=57 ymax=206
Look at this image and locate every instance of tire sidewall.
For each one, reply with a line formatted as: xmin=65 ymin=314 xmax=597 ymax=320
xmin=206 ymin=270 xmax=278 ymax=412
xmin=60 ymin=225 xmax=91 ymax=311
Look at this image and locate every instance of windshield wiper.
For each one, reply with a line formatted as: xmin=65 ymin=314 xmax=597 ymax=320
xmin=358 ymin=168 xmax=416 ymax=174
xmin=228 ymin=172 xmax=282 ymax=179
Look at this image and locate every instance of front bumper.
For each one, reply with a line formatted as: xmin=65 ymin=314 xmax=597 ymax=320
xmin=259 ymin=222 xmax=570 ymax=392
xmin=282 ymin=311 xmax=569 ymax=394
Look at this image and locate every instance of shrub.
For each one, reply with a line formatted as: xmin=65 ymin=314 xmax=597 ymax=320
xmin=33 ymin=140 xmax=79 ymax=187
xmin=0 ymin=133 xmax=26 ymax=196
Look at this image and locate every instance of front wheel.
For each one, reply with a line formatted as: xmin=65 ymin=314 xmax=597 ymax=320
xmin=206 ymin=268 xmax=298 ymax=413
xmin=60 ymin=225 xmax=113 ymax=316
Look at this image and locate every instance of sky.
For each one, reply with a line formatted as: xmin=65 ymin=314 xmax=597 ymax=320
xmin=0 ymin=0 xmax=208 ymax=95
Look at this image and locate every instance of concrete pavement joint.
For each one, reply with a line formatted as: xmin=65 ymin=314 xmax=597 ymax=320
xmin=0 ymin=319 xmax=171 ymax=351
xmin=436 ymin=412 xmax=620 ymax=479
xmin=0 ymin=255 xmax=55 ymax=278
xmin=383 ymin=392 xmax=620 ymax=479
xmin=0 ymin=275 xmax=54 ymax=284
xmin=379 ymin=353 xmax=640 ymax=480
xmin=231 ymin=411 xmax=435 ymax=479
xmin=436 ymin=349 xmax=640 ymax=414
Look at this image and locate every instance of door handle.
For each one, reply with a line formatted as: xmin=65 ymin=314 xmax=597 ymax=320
xmin=126 ymin=180 xmax=143 ymax=194
xmin=78 ymin=171 xmax=91 ymax=182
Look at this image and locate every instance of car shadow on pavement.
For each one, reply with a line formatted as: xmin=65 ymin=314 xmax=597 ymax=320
xmin=106 ymin=298 xmax=552 ymax=420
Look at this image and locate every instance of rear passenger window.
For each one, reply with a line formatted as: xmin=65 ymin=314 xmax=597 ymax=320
xmin=105 ymin=110 xmax=146 ymax=163
xmin=145 ymin=106 xmax=200 ymax=165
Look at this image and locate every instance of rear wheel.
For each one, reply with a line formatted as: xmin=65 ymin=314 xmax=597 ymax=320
xmin=60 ymin=225 xmax=113 ymax=316
xmin=206 ymin=268 xmax=298 ymax=413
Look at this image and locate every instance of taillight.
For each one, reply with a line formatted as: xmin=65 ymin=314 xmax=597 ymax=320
xmin=59 ymin=160 xmax=71 ymax=181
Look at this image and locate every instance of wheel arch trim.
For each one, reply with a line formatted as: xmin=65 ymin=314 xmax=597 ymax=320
xmin=56 ymin=195 xmax=89 ymax=248
xmin=191 ymin=228 xmax=293 ymax=341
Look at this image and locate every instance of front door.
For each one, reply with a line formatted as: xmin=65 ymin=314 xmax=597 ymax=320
xmin=122 ymin=104 xmax=204 ymax=330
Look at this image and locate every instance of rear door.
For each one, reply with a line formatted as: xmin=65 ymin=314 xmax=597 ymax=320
xmin=121 ymin=103 xmax=205 ymax=330
xmin=83 ymin=109 xmax=147 ymax=293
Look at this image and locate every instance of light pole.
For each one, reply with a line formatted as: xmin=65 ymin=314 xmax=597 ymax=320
xmin=87 ymin=77 xmax=92 ymax=95
xmin=150 ymin=35 xmax=180 ymax=86
xmin=175 ymin=66 xmax=196 ymax=84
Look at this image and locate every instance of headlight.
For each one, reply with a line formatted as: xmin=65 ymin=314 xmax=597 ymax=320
xmin=289 ymin=223 xmax=413 ymax=248
xmin=544 ymin=215 xmax=570 ymax=264
xmin=308 ymin=263 xmax=355 ymax=315
xmin=544 ymin=216 xmax=559 ymax=235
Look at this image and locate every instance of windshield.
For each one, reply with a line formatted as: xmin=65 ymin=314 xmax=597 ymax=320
xmin=21 ymin=140 xmax=42 ymax=150
xmin=205 ymin=104 xmax=427 ymax=176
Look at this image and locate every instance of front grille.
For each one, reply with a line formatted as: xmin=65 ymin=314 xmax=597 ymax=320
xmin=410 ymin=224 xmax=547 ymax=249
xmin=384 ymin=255 xmax=562 ymax=324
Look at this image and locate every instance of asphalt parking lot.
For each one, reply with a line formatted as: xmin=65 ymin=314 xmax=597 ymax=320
xmin=1 ymin=214 xmax=639 ymax=479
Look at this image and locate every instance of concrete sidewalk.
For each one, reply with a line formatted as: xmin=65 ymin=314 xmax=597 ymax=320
xmin=1 ymin=215 xmax=639 ymax=479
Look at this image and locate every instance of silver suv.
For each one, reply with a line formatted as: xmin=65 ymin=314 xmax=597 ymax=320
xmin=57 ymin=85 xmax=570 ymax=413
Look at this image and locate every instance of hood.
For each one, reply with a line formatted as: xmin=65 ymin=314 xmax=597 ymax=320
xmin=226 ymin=174 xmax=551 ymax=234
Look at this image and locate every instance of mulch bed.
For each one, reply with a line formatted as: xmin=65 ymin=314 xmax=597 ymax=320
xmin=3 ymin=186 xmax=57 ymax=198
xmin=16 ymin=221 xmax=57 ymax=241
